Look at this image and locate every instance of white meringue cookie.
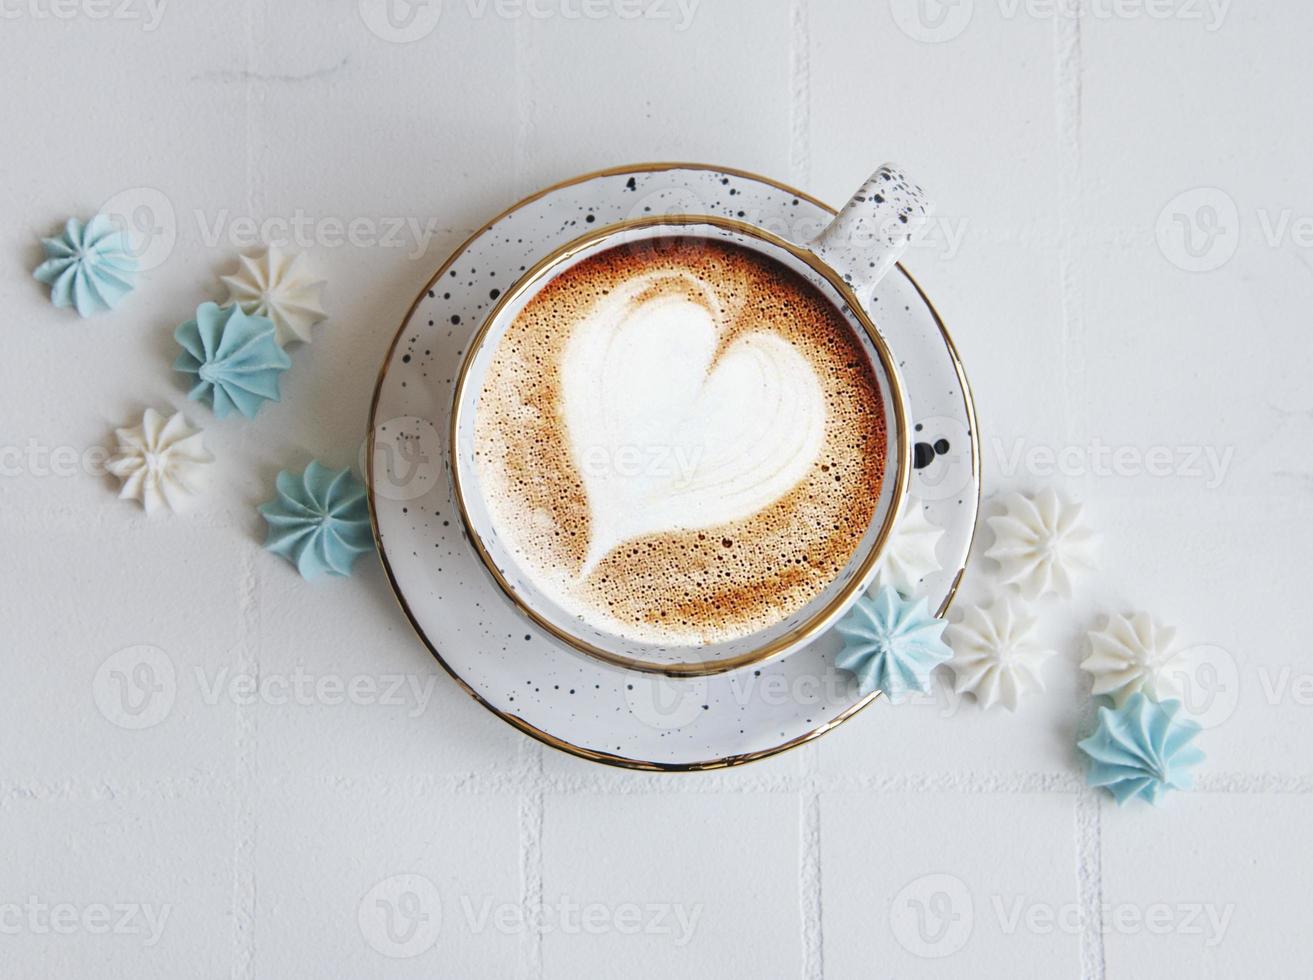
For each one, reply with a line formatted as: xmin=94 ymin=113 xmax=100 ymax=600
xmin=985 ymin=488 xmax=1098 ymax=599
xmin=872 ymin=496 xmax=945 ymax=598
xmin=1081 ymin=611 xmax=1186 ymax=707
xmin=946 ymin=596 xmax=1055 ymax=711
xmin=220 ymin=246 xmax=327 ymax=346
xmin=106 ymin=408 xmax=214 ymax=514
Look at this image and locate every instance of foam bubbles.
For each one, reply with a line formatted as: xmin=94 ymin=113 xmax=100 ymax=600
xmin=473 ymin=238 xmax=886 ymax=646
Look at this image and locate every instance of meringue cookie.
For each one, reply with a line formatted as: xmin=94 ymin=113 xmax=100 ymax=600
xmin=259 ymin=461 xmax=373 ymax=579
xmin=33 ymin=215 xmax=138 ymax=317
xmin=220 ymin=247 xmax=327 ymax=346
xmin=174 ymin=302 xmax=292 ymax=419
xmin=105 ymin=408 xmax=213 ymax=514
xmin=946 ymin=597 xmax=1055 ymax=711
xmin=1081 ymin=612 xmax=1186 ymax=707
xmin=833 ymin=585 xmax=951 ymax=703
xmin=986 ymin=488 xmax=1098 ymax=599
xmin=1079 ymin=693 xmax=1204 ymax=805
xmin=872 ymin=497 xmax=945 ymax=598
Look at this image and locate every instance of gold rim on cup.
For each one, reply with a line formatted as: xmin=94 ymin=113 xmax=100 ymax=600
xmin=448 ymin=213 xmax=912 ymax=677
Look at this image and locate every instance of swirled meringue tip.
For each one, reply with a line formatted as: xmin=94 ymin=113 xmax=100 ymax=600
xmin=33 ymin=214 xmax=139 ymax=317
xmin=985 ymin=487 xmax=1099 ymax=599
xmin=1078 ymin=693 xmax=1204 ymax=806
xmin=105 ymin=407 xmax=214 ymax=515
xmin=833 ymin=585 xmax=951 ymax=703
xmin=945 ymin=596 xmax=1055 ymax=712
xmin=1081 ymin=611 xmax=1186 ymax=707
xmin=174 ymin=302 xmax=291 ymax=419
xmin=220 ymin=246 xmax=328 ymax=347
xmin=259 ymin=460 xmax=373 ymax=580
xmin=872 ymin=497 xmax=945 ymax=598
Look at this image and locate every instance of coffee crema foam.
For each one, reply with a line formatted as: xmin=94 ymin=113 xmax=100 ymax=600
xmin=473 ymin=238 xmax=886 ymax=646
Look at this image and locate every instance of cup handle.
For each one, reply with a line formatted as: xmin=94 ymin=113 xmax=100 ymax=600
xmin=807 ymin=164 xmax=932 ymax=296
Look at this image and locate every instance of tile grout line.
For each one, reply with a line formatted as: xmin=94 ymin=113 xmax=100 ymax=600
xmin=1074 ymin=791 xmax=1106 ymax=980
xmin=512 ymin=15 xmax=536 ymax=201
xmin=1054 ymin=8 xmax=1104 ymax=979
xmin=15 ymin=769 xmax=1313 ymax=803
xmin=789 ymin=4 xmax=821 ymax=977
xmin=243 ymin=0 xmax=259 ymax=219
xmin=799 ymin=749 xmax=825 ymax=980
xmin=231 ymin=548 xmax=260 ymax=980
xmin=231 ymin=6 xmax=265 ymax=977
xmin=1054 ymin=1 xmax=1088 ymax=485
xmin=788 ymin=0 xmax=812 ymax=191
xmin=517 ymin=740 xmax=545 ymax=980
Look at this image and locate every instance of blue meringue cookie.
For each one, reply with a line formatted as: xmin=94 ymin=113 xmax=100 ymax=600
xmin=833 ymin=585 xmax=951 ymax=702
xmin=259 ymin=461 xmax=373 ymax=580
xmin=1078 ymin=693 xmax=1204 ymax=805
xmin=174 ymin=302 xmax=291 ymax=419
xmin=33 ymin=215 xmax=139 ymax=316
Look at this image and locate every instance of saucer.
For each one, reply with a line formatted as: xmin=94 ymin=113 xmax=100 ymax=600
xmin=367 ymin=163 xmax=980 ymax=770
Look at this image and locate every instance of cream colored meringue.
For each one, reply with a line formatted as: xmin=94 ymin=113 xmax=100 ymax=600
xmin=946 ymin=597 xmax=1055 ymax=711
xmin=985 ymin=488 xmax=1098 ymax=599
xmin=106 ymin=408 xmax=214 ymax=514
xmin=220 ymin=247 xmax=327 ymax=346
xmin=1081 ymin=612 xmax=1186 ymax=707
xmin=872 ymin=497 xmax=945 ymax=598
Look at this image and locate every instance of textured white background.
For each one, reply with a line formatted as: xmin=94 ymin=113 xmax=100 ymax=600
xmin=2 ymin=0 xmax=1310 ymax=977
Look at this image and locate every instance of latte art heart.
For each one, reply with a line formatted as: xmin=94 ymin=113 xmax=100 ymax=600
xmin=473 ymin=238 xmax=887 ymax=646
xmin=562 ymin=272 xmax=826 ymax=576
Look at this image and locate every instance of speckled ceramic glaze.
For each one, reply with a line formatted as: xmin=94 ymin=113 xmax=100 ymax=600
xmin=451 ymin=217 xmax=911 ymax=676
xmin=367 ymin=163 xmax=979 ymax=769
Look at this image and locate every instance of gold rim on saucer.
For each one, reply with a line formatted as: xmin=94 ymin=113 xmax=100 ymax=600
xmin=366 ymin=161 xmax=980 ymax=770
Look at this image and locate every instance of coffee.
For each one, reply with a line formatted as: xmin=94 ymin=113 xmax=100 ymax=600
xmin=473 ymin=237 xmax=887 ymax=645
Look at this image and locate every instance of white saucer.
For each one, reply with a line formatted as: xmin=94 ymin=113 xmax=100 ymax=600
xmin=367 ymin=163 xmax=980 ymax=770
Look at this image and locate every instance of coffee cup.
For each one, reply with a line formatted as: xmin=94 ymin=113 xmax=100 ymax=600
xmin=451 ymin=165 xmax=930 ymax=675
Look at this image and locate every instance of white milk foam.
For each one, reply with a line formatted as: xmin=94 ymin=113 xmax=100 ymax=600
xmin=561 ymin=271 xmax=826 ymax=577
xmin=472 ymin=238 xmax=887 ymax=646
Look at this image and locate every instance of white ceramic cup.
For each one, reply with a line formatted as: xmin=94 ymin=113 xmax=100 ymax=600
xmin=451 ymin=165 xmax=931 ymax=675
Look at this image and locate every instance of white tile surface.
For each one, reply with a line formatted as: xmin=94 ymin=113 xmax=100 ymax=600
xmin=808 ymin=0 xmax=1063 ymax=233
xmin=1101 ymin=793 xmax=1313 ymax=978
xmin=511 ymin=0 xmax=794 ymax=188
xmin=253 ymin=554 xmax=524 ymax=780
xmin=820 ymin=791 xmax=1081 ymax=979
xmin=4 ymin=1 xmax=1313 ymax=977
xmin=0 ymin=797 xmax=232 ymax=975
xmin=539 ymin=791 xmax=802 ymax=978
xmin=252 ymin=780 xmax=522 ymax=977
xmin=0 ymin=522 xmax=246 ymax=787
